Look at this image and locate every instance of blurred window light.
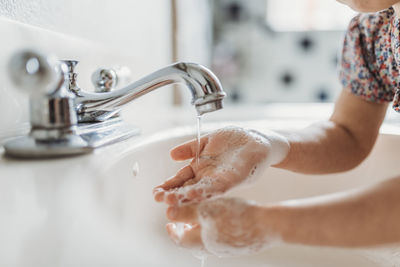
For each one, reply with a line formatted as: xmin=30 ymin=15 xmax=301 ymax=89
xmin=266 ymin=0 xmax=357 ymax=31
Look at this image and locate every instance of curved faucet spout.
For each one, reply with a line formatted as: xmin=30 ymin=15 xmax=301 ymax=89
xmin=75 ymin=62 xmax=226 ymax=122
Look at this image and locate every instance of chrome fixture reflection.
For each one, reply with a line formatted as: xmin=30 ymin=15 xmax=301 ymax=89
xmin=4 ymin=50 xmax=226 ymax=158
xmin=69 ymin=60 xmax=225 ymax=122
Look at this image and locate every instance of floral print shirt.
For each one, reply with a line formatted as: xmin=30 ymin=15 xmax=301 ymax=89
xmin=340 ymin=8 xmax=400 ymax=111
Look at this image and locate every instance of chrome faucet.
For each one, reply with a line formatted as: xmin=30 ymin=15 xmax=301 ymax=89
xmin=68 ymin=60 xmax=225 ymax=122
xmin=4 ymin=50 xmax=226 ymax=158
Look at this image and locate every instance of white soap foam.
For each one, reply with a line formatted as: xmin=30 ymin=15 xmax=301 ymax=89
xmin=241 ymin=160 xmax=271 ymax=188
xmin=175 ymin=222 xmax=186 ymax=240
xmin=171 ymin=223 xmax=211 ymax=265
xmin=197 ymin=198 xmax=283 ymax=257
xmin=165 ymin=127 xmax=289 ymax=257
xmin=165 ymin=176 xmax=222 ymax=205
xmin=248 ymin=129 xmax=290 ymax=166
xmin=211 ymin=127 xmax=289 ymax=172
xmin=358 ymin=246 xmax=400 ymax=267
xmin=164 ymin=127 xmax=289 ymax=205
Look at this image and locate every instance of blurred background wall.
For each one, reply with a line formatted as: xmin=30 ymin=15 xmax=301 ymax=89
xmin=175 ymin=0 xmax=356 ymax=105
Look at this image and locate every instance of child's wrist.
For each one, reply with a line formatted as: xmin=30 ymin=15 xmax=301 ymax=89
xmin=259 ymin=204 xmax=292 ymax=245
xmin=248 ymin=129 xmax=290 ymax=165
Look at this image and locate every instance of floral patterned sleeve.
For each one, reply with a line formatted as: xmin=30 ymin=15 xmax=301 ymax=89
xmin=339 ymin=9 xmax=398 ymax=104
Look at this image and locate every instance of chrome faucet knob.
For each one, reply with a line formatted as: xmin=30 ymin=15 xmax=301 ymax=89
xmin=91 ymin=66 xmax=131 ymax=93
xmin=4 ymin=50 xmax=91 ymax=158
xmin=8 ymin=50 xmax=78 ymax=139
xmin=91 ymin=68 xmax=118 ymax=93
xmin=8 ymin=50 xmax=64 ymax=95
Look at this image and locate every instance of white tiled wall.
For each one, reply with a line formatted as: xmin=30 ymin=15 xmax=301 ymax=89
xmin=241 ymin=29 xmax=345 ymax=103
xmin=0 ymin=0 xmax=173 ymax=139
xmin=211 ymin=0 xmax=348 ymax=104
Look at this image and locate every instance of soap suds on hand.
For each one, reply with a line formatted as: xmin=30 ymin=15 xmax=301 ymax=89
xmin=197 ymin=198 xmax=283 ymax=257
xmin=164 ymin=127 xmax=289 ymax=257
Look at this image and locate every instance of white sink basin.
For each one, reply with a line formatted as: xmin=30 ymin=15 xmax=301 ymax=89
xmin=1 ymin=119 xmax=400 ymax=266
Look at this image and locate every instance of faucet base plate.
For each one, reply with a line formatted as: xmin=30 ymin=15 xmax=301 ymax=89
xmin=4 ymin=135 xmax=93 ymax=158
xmin=4 ymin=119 xmax=141 ymax=159
xmin=79 ymin=119 xmax=141 ymax=148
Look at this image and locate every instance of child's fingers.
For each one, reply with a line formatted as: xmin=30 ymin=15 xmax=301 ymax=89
xmin=167 ymin=203 xmax=199 ymax=223
xmin=178 ymin=175 xmax=229 ymax=204
xmin=164 ymin=190 xmax=197 ymax=205
xmin=166 ymin=223 xmax=203 ymax=249
xmin=180 ymin=224 xmax=203 ymax=248
xmin=153 ymin=165 xmax=196 ymax=203
xmin=165 ymin=192 xmax=179 ymax=205
xmin=163 ymin=178 xmax=210 ymax=205
xmin=153 ymin=188 xmax=165 ymax=202
xmin=170 ymin=136 xmax=208 ymax=161
xmin=156 ymin=165 xmax=195 ymax=190
xmin=163 ymin=175 xmax=228 ymax=205
xmin=155 ymin=167 xmax=232 ymax=206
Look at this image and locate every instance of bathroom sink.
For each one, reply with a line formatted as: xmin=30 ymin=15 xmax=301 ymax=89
xmin=77 ymin=121 xmax=400 ymax=266
xmin=1 ymin=119 xmax=400 ymax=266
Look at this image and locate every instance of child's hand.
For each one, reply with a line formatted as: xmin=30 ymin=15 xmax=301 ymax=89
xmin=165 ymin=198 xmax=280 ymax=256
xmin=153 ymin=126 xmax=289 ymax=205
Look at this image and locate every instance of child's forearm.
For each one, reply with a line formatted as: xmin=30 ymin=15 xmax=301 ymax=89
xmin=273 ymin=90 xmax=388 ymax=174
xmin=263 ymin=176 xmax=400 ymax=247
xmin=274 ymin=120 xmax=368 ymax=173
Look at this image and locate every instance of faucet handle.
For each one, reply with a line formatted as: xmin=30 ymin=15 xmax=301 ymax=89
xmin=91 ymin=68 xmax=117 ymax=93
xmin=91 ymin=66 xmax=131 ymax=93
xmin=8 ymin=50 xmax=78 ymax=140
xmin=8 ymin=50 xmax=66 ymax=95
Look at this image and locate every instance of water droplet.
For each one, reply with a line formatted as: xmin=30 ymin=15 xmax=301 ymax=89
xmin=132 ymin=162 xmax=140 ymax=177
